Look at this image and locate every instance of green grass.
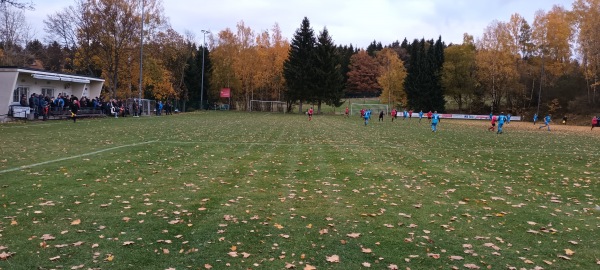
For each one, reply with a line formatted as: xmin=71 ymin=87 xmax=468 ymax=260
xmin=0 ymin=112 xmax=599 ymax=270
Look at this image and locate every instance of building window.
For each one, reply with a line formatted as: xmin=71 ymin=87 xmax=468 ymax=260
xmin=12 ymin=87 xmax=29 ymax=103
xmin=41 ymin=88 xmax=54 ymax=97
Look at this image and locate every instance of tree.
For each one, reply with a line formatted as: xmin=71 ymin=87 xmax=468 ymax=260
xmin=531 ymin=6 xmax=573 ymax=113
xmin=183 ymin=44 xmax=200 ymax=110
xmin=442 ymin=34 xmax=477 ymax=112
xmin=43 ymin=6 xmax=78 ymax=50
xmin=404 ymin=38 xmax=446 ymax=112
xmin=45 ymin=41 xmax=64 ymax=71
xmin=366 ymin=40 xmax=383 ymax=56
xmin=283 ymin=17 xmax=317 ymax=113
xmin=376 ymin=48 xmax=407 ymax=107
xmin=336 ymin=44 xmax=356 ymax=97
xmin=0 ymin=3 xmax=31 ymax=65
xmin=346 ymin=50 xmax=381 ymax=98
xmin=313 ymin=27 xmax=344 ymax=113
xmin=572 ymin=0 xmax=600 ymax=104
xmin=0 ymin=0 xmax=33 ymax=10
xmin=476 ymin=21 xmax=519 ymax=113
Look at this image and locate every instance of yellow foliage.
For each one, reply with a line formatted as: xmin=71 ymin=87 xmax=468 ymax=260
xmin=376 ymin=48 xmax=407 ymax=106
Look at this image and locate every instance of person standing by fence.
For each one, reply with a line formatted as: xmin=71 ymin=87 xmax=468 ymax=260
xmin=592 ymin=116 xmax=598 ymax=130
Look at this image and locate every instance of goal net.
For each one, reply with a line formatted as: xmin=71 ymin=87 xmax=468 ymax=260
xmin=250 ymin=100 xmax=286 ymax=113
xmin=350 ymin=103 xmax=389 ymax=116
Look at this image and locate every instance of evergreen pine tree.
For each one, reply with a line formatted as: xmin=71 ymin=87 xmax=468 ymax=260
xmin=184 ymin=45 xmax=201 ymax=109
xmin=404 ymin=38 xmax=446 ymax=112
xmin=201 ymin=45 xmax=212 ymax=107
xmin=336 ymin=44 xmax=355 ymax=97
xmin=314 ymin=27 xmax=344 ymax=113
xmin=283 ymin=17 xmax=317 ymax=113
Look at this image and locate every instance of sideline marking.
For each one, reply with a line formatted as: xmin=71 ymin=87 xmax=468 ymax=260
xmin=0 ymin=140 xmax=157 ymax=174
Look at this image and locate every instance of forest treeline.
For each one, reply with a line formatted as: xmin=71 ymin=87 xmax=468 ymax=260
xmin=1 ymin=0 xmax=599 ymax=115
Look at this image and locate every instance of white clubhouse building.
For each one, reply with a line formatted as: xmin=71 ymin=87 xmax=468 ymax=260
xmin=0 ymin=67 xmax=105 ymax=122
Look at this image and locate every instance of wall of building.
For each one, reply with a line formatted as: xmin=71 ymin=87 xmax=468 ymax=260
xmin=0 ymin=71 xmax=18 ymax=122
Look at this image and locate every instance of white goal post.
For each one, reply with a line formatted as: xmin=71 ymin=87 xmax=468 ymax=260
xmin=250 ymin=100 xmax=286 ymax=113
xmin=350 ymin=103 xmax=389 ymax=116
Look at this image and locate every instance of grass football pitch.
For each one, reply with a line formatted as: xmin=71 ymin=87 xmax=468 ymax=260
xmin=0 ymin=112 xmax=599 ymax=269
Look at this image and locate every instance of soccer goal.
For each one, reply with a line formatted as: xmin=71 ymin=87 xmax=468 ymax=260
xmin=350 ymin=103 xmax=389 ymax=116
xmin=250 ymin=100 xmax=286 ymax=113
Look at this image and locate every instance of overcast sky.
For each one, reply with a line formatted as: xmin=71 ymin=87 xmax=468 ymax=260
xmin=25 ymin=0 xmax=575 ymax=48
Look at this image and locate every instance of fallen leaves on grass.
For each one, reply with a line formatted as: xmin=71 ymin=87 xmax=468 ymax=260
xmin=326 ymin=254 xmax=340 ymax=263
xmin=346 ymin=232 xmax=361 ymax=238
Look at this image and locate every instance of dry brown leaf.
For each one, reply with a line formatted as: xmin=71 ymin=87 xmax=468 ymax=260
xmin=303 ymin=264 xmax=316 ymax=270
xmin=70 ymin=264 xmax=84 ymax=270
xmin=71 ymin=219 xmax=81 ymax=225
xmin=162 ymin=248 xmax=170 ymax=254
xmin=362 ymin=262 xmax=371 ymax=267
xmin=361 ymin=247 xmax=372 ymax=253
xmin=41 ymin=234 xmax=55 ymax=241
xmin=204 ymin=263 xmax=212 ymax=269
xmin=346 ymin=233 xmax=361 ymax=238
xmin=0 ymin=252 xmax=14 ymax=260
xmin=568 ymin=240 xmax=578 ymax=245
xmin=427 ymin=253 xmax=440 ymax=259
xmin=326 ymin=254 xmax=340 ymax=263
xmin=464 ymin=263 xmax=480 ymax=269
xmin=274 ymin=223 xmax=284 ymax=229
xmin=122 ymin=241 xmax=134 ymax=246
xmin=72 ymin=241 xmax=84 ymax=247
xmin=449 ymin=255 xmax=464 ymax=261
xmin=10 ymin=220 xmax=17 ymax=226
xmin=230 ymin=245 xmax=237 ymax=251
xmin=227 ymin=251 xmax=238 ymax=257
xmin=558 ymin=255 xmax=571 ymax=260
xmin=241 ymin=252 xmax=251 ymax=258
xmin=319 ymin=229 xmax=328 ymax=235
xmin=564 ymin=249 xmax=575 ymax=256
xmin=387 ymin=264 xmax=399 ymax=270
xmin=105 ymin=254 xmax=114 ymax=262
xmin=285 ymin=262 xmax=295 ymax=269
xmin=49 ymin=256 xmax=60 ymax=261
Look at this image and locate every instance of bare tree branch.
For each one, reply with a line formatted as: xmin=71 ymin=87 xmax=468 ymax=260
xmin=0 ymin=0 xmax=34 ymax=10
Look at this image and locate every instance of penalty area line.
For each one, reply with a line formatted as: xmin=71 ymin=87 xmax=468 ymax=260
xmin=0 ymin=140 xmax=158 ymax=174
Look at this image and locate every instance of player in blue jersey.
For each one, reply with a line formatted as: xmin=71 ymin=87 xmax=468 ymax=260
xmin=419 ymin=110 xmax=424 ymax=122
xmin=364 ymin=109 xmax=371 ymax=126
xmin=496 ymin=112 xmax=507 ymax=134
xmin=431 ymin=111 xmax=440 ymax=132
xmin=533 ymin=113 xmax=538 ymax=125
xmin=538 ymin=114 xmax=551 ymax=131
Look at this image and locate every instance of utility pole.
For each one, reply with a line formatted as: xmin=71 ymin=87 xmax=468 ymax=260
xmin=138 ymin=0 xmax=145 ymax=115
xmin=200 ymin=30 xmax=210 ymax=110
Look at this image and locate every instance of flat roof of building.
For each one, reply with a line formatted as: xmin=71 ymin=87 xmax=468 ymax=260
xmin=0 ymin=66 xmax=104 ymax=82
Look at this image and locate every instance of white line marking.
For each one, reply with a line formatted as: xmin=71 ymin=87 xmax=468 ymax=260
xmin=0 ymin=140 xmax=157 ymax=174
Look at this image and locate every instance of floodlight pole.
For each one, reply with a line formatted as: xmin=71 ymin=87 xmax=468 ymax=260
xmin=201 ymin=29 xmax=210 ymax=110
xmin=138 ymin=0 xmax=145 ymax=113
